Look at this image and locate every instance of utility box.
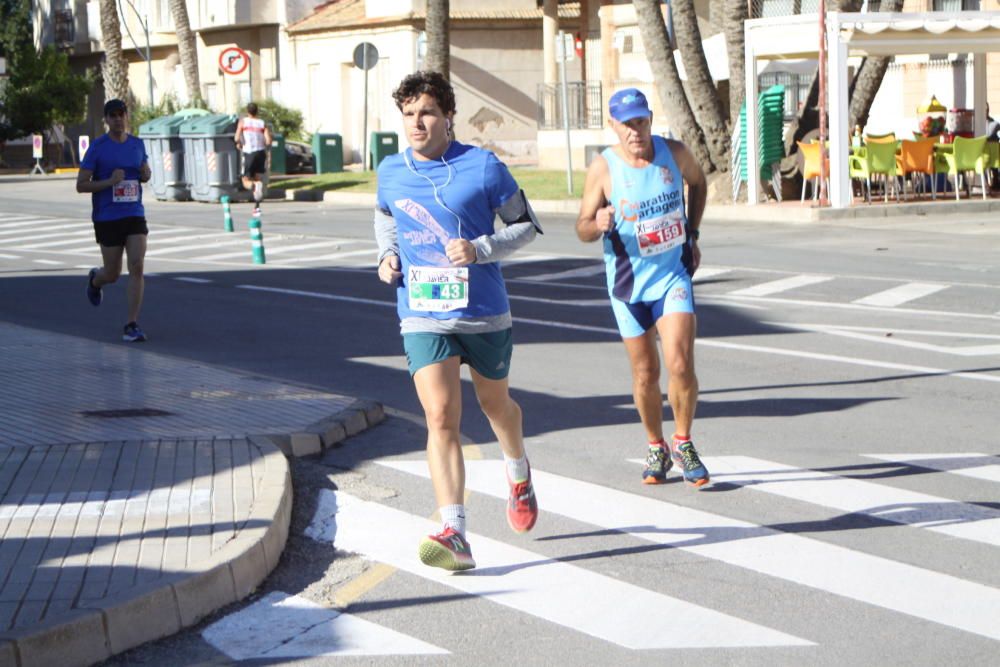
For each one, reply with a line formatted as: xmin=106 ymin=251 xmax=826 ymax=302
xmin=369 ymin=131 xmax=398 ymax=169
xmin=138 ymin=115 xmax=190 ymax=201
xmin=179 ymin=113 xmax=242 ymax=202
xmin=312 ymin=133 xmax=343 ymax=173
xmin=270 ymin=133 xmax=286 ymax=174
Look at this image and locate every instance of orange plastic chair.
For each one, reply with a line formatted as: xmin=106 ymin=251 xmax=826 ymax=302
xmin=796 ymin=141 xmax=829 ymax=201
xmin=865 ymin=133 xmax=896 ymax=144
xmin=897 ymin=139 xmax=937 ymax=200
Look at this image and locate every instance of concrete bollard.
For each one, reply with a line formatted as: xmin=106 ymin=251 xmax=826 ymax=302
xmin=249 ymin=210 xmax=266 ymax=264
xmin=221 ymin=195 xmax=234 ymax=232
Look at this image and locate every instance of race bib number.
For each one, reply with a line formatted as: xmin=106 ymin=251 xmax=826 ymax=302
xmin=408 ymin=266 xmax=469 ymax=312
xmin=635 ymin=213 xmax=686 ymax=257
xmin=113 ymin=179 xmax=139 ymax=203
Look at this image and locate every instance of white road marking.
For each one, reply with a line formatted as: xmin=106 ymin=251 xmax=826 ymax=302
xmin=508 ymin=294 xmax=609 ymax=306
xmin=692 ymin=267 xmax=734 ymax=282
xmin=12 ymin=235 xmax=101 ymax=249
xmin=32 ymin=259 xmax=63 ymax=265
xmin=864 ymin=453 xmax=1000 ymax=485
xmin=715 ymin=292 xmax=999 ymax=321
xmin=728 ymin=274 xmax=834 ymax=297
xmin=145 ymin=238 xmax=248 ymax=257
xmin=270 ymin=247 xmax=376 ymax=264
xmin=382 ymin=460 xmax=1000 ymax=641
xmin=672 ymin=456 xmax=1000 ymax=548
xmin=234 ymin=284 xmax=1000 ymax=385
xmin=0 ymin=225 xmax=87 ymax=240
xmin=853 ymin=282 xmax=948 ymax=307
xmin=173 ymin=276 xmax=213 ymax=284
xmin=0 ymin=253 xmax=20 ymax=259
xmin=198 ymin=240 xmax=344 ymax=261
xmin=309 ymin=490 xmax=810 ymax=649
xmin=202 ymin=591 xmax=447 ymax=659
xmin=522 ymin=264 xmax=605 ymax=282
xmin=0 ymin=217 xmax=75 ymax=228
xmin=769 ymin=322 xmax=1000 ymax=356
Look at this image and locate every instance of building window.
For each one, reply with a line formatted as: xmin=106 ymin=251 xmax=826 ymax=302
xmin=203 ymin=83 xmax=218 ymax=110
xmin=157 ymin=0 xmax=174 ymax=30
xmin=238 ymin=81 xmax=251 ymax=106
xmin=933 ymin=0 xmax=980 ymax=9
xmin=266 ymin=79 xmax=281 ymax=102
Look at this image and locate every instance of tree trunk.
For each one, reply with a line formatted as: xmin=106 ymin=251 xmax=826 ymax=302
xmin=672 ymin=0 xmax=729 ymax=171
xmin=99 ymin=0 xmax=129 ymax=102
xmin=846 ymin=0 xmax=902 ymax=131
xmin=633 ymin=0 xmax=715 ymax=172
xmin=169 ymin=0 xmax=200 ymax=104
xmin=721 ymin=0 xmax=748 ymax=128
xmin=424 ymin=0 xmax=449 ymax=79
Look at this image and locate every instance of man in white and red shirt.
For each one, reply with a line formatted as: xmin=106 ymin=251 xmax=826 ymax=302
xmin=234 ymin=102 xmax=272 ymax=211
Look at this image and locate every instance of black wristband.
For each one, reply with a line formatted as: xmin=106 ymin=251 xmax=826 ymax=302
xmin=690 ymin=228 xmax=700 ymax=240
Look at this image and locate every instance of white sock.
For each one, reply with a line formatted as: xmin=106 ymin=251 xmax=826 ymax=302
xmin=253 ymin=181 xmax=263 ymax=199
xmin=439 ymin=504 xmax=466 ymax=536
xmin=504 ymin=454 xmax=529 ymax=483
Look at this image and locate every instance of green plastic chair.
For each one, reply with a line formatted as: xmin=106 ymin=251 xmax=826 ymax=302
xmin=942 ymin=135 xmax=988 ymax=200
xmin=848 ymin=140 xmax=899 ymax=203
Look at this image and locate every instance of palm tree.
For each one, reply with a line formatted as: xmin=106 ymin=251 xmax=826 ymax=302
xmin=722 ymin=0 xmax=749 ymax=127
xmin=169 ymin=0 xmax=201 ymax=104
xmin=633 ymin=0 xmax=715 ymax=172
xmin=424 ymin=0 xmax=449 ymax=78
xmin=98 ymin=0 xmax=128 ymax=101
xmin=671 ymin=0 xmax=729 ymax=172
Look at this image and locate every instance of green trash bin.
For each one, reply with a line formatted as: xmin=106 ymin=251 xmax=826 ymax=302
xmin=270 ymin=134 xmax=286 ymax=175
xmin=369 ymin=131 xmax=398 ymax=169
xmin=138 ymin=115 xmax=190 ymax=201
xmin=179 ymin=113 xmax=240 ymax=202
xmin=312 ymin=133 xmax=343 ymax=173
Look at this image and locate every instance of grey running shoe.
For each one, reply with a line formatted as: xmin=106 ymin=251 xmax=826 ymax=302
xmin=642 ymin=445 xmax=672 ymax=485
xmin=671 ymin=440 xmax=710 ymax=487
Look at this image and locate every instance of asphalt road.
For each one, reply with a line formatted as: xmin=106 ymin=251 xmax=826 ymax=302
xmin=2 ymin=176 xmax=999 ymax=665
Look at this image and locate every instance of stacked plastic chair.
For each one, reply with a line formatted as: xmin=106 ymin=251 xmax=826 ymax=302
xmin=732 ymin=85 xmax=787 ymax=201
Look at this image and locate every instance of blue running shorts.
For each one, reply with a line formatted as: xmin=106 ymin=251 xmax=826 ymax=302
xmin=610 ymin=273 xmax=694 ymax=339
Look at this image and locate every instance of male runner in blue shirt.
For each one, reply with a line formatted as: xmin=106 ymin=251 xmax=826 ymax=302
xmin=576 ymin=88 xmax=710 ymax=488
xmin=375 ymin=71 xmax=542 ymax=570
xmin=77 ymin=98 xmax=152 ymax=342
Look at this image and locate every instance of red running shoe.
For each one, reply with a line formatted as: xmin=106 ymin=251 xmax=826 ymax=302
xmin=418 ymin=527 xmax=476 ymax=571
xmin=506 ymin=463 xmax=539 ymax=533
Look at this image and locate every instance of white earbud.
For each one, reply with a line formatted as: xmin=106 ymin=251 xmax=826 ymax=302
xmin=446 ymin=119 xmax=452 ymax=130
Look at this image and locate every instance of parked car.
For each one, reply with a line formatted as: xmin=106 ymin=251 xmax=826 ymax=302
xmin=284 ymin=140 xmax=315 ymax=174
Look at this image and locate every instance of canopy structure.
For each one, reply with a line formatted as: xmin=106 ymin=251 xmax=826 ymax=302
xmin=744 ymin=11 xmax=1000 ymax=208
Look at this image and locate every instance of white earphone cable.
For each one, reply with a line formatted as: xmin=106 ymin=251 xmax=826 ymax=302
xmin=404 ymin=143 xmax=463 ymax=240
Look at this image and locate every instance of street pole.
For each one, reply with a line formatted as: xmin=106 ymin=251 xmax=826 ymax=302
xmin=558 ymin=31 xmax=573 ymax=195
xmin=817 ymin=0 xmax=829 ymax=206
xmin=144 ymin=16 xmax=153 ymax=106
xmin=363 ymin=46 xmax=370 ymax=171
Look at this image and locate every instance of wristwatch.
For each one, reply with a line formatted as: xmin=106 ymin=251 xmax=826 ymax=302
xmin=690 ymin=228 xmax=700 ymax=241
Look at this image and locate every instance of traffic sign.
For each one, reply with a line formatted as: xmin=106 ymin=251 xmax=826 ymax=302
xmin=32 ymin=134 xmax=43 ymax=159
xmin=78 ymin=135 xmax=90 ymax=161
xmin=353 ymin=42 xmax=379 ymax=70
xmin=219 ymin=47 xmax=249 ymax=75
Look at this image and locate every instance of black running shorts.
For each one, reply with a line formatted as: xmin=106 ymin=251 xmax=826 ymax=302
xmin=243 ymin=150 xmax=267 ymax=178
xmin=93 ymin=216 xmax=148 ymax=247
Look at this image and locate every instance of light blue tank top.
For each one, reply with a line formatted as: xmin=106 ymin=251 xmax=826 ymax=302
xmin=601 ymin=136 xmax=693 ymax=303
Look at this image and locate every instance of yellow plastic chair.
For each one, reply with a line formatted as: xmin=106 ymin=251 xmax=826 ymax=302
xmin=796 ymin=141 xmax=828 ymax=201
xmin=942 ymin=135 xmax=988 ymax=200
xmin=986 ymin=142 xmax=999 ymax=191
xmin=848 ymin=140 xmax=899 ymax=203
xmin=897 ymin=139 xmax=937 ymax=200
xmin=865 ymin=133 xmax=896 ymax=145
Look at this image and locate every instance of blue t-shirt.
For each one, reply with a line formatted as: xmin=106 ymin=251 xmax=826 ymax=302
xmin=376 ymin=142 xmax=519 ymax=321
xmin=80 ymin=133 xmax=148 ymax=222
xmin=602 ymin=136 xmax=694 ymax=303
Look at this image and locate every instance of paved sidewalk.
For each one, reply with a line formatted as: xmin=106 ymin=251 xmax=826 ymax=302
xmin=0 ymin=323 xmax=383 ymax=667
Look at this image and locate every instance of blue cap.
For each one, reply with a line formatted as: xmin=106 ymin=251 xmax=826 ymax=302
xmin=609 ymin=88 xmax=652 ymax=123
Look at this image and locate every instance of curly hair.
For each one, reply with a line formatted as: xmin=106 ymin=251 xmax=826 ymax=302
xmin=391 ymin=71 xmax=456 ymax=115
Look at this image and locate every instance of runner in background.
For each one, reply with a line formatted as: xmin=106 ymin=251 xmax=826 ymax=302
xmin=76 ymin=98 xmax=152 ymax=343
xmin=234 ymin=102 xmax=272 ymax=212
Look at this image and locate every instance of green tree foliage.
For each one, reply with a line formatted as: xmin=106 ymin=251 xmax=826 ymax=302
xmin=1 ymin=0 xmax=93 ymax=142
xmin=254 ymin=98 xmax=306 ymax=141
xmin=127 ymin=94 xmax=210 ymax=132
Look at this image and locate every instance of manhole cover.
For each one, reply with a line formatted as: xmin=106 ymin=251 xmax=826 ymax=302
xmin=79 ymin=408 xmax=175 ymax=418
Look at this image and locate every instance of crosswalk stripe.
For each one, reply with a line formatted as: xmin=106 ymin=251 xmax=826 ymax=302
xmin=145 ymin=239 xmax=248 ymax=257
xmin=682 ymin=456 xmax=1000 ymax=548
xmin=508 ymin=294 xmax=609 ymax=306
xmin=692 ymin=267 xmax=733 ymax=282
xmin=198 ymin=240 xmax=345 ymax=261
xmin=382 ymin=460 xmax=1000 ymax=641
xmin=32 ymin=259 xmax=63 ymax=265
xmin=852 ymin=283 xmax=947 ymax=307
xmin=150 ymin=231 xmax=242 ymax=245
xmin=11 ymin=233 xmax=97 ymax=249
xmin=0 ymin=217 xmax=74 ymax=227
xmin=727 ymin=274 xmax=833 ymax=297
xmin=863 ymin=453 xmax=1000 ymax=485
xmin=313 ymin=490 xmax=810 ymax=649
xmin=269 ymin=247 xmax=374 ymax=264
xmin=522 ymin=264 xmax=605 ymax=282
xmin=202 ymin=591 xmax=448 ymax=659
xmin=0 ymin=224 xmax=85 ymax=238
xmin=0 ymin=253 xmax=20 ymax=259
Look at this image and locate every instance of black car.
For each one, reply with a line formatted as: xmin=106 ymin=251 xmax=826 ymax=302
xmin=284 ymin=140 xmax=315 ymax=174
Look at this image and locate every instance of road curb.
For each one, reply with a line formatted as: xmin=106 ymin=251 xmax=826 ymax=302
xmin=260 ymin=398 xmax=386 ymax=458
xmin=0 ymin=441 xmax=292 ymax=667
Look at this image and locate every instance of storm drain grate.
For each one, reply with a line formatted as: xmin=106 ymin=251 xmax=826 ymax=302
xmin=79 ymin=408 xmax=175 ymax=418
